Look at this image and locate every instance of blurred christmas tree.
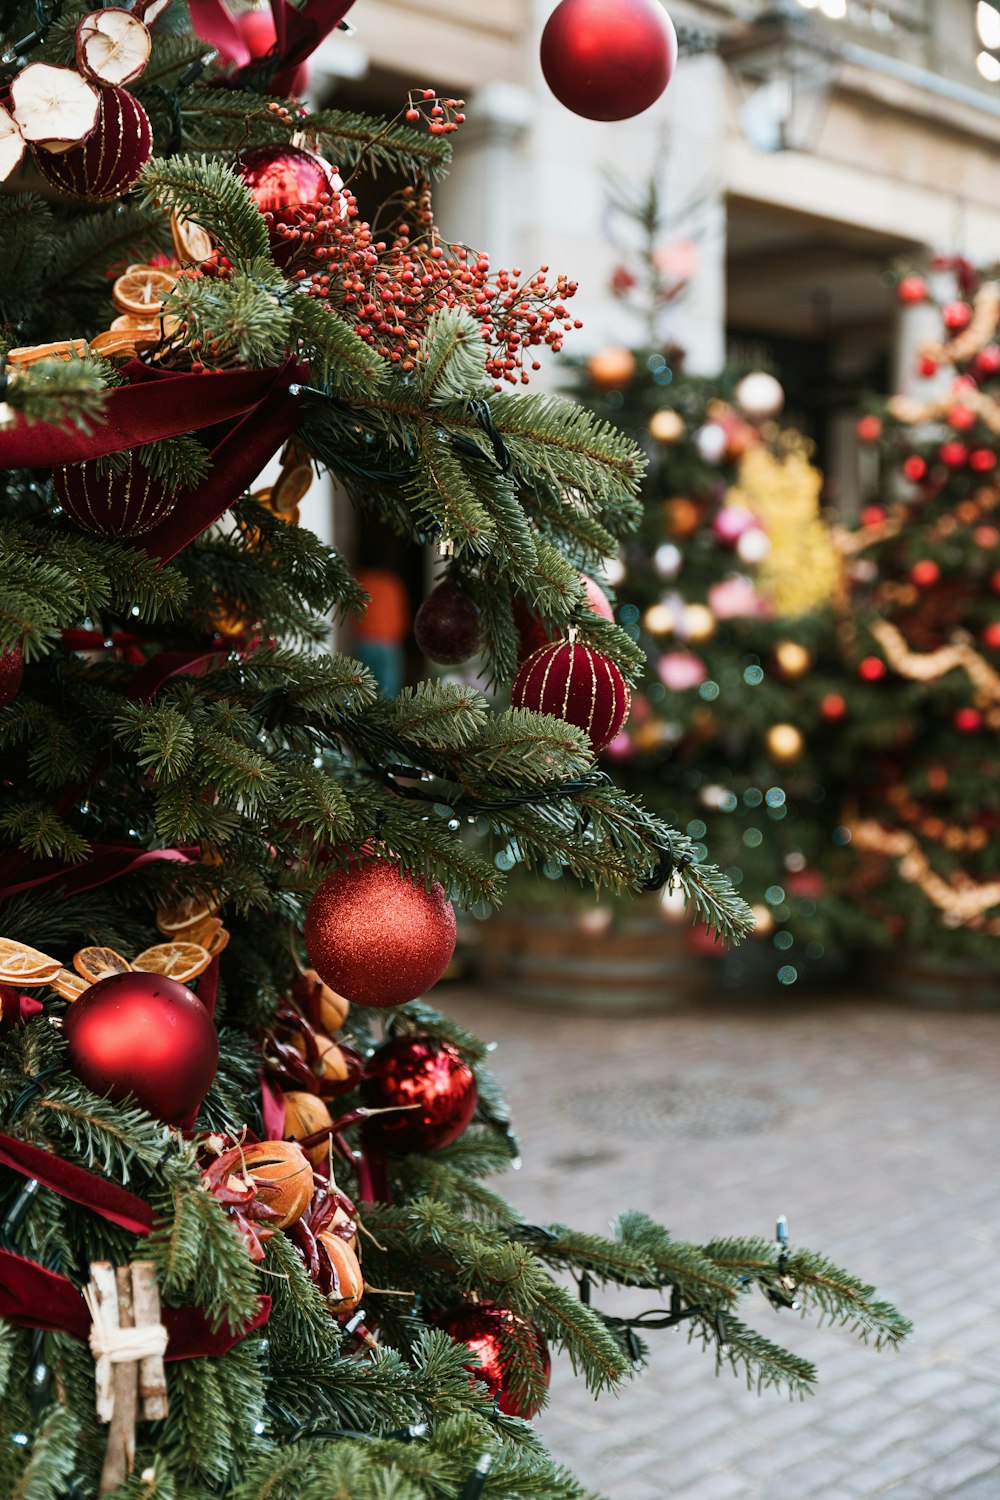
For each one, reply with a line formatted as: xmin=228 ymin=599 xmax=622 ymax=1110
xmin=840 ymin=258 xmax=1000 ymax=966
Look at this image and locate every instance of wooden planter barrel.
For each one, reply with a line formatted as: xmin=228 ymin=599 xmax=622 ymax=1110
xmin=475 ymin=910 xmax=706 ymax=1012
xmin=867 ymin=950 xmax=1000 ymax=1010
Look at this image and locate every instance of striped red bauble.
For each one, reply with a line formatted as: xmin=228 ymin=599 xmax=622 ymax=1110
xmin=34 ymin=86 xmax=152 ymax=202
xmin=511 ymin=639 xmax=630 ymax=752
xmin=53 ymin=455 xmax=177 ymax=537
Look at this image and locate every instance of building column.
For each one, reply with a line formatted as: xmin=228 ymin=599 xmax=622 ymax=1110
xmin=434 ymin=82 xmax=534 ymax=270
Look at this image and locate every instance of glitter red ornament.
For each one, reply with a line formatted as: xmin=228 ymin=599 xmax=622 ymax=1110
xmin=63 ymin=971 xmax=218 ymax=1125
xmin=539 ymin=0 xmax=677 ymax=121
xmin=305 ymin=859 xmax=457 ymax=1008
xmin=413 ymin=580 xmax=481 ymax=664
xmin=512 ymin=639 xmax=630 ymax=753
xmin=855 ymin=415 xmax=882 ymax=443
xmin=53 ymin=455 xmax=177 ymax=537
xmin=910 ymin=559 xmax=940 ymax=587
xmin=896 ymin=275 xmax=927 ymax=305
xmin=33 ymin=86 xmax=152 ymax=202
xmin=360 ymin=1035 xmax=477 ymax=1153
xmin=954 ymin=707 xmax=982 ymax=733
xmin=859 ymin=656 xmax=886 ymax=682
xmin=901 ymin=455 xmax=928 ymax=482
xmin=236 ymin=142 xmax=342 ymax=270
xmin=0 ymin=644 xmax=24 ymax=708
xmin=433 ymin=1302 xmax=551 ymax=1418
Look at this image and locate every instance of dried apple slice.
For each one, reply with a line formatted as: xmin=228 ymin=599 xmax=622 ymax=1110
xmin=0 ymin=106 xmax=25 ymax=184
xmin=10 ymin=63 xmax=99 ymax=151
xmin=76 ymin=9 xmax=151 ymax=87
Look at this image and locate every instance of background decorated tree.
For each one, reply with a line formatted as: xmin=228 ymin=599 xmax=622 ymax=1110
xmin=840 ymin=259 xmax=1000 ymax=962
xmin=0 ymin=7 xmax=908 ymax=1497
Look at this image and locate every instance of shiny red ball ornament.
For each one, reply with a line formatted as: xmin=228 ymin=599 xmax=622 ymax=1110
xmin=512 ymin=640 xmax=630 ymax=753
xmin=856 ymin=415 xmax=882 ymax=443
xmin=433 ymin=1302 xmax=551 ymax=1418
xmin=53 ymin=455 xmax=177 ymax=538
xmin=901 ymin=455 xmax=928 ymax=482
xmin=970 ymin=448 xmax=998 ymax=473
xmin=236 ymin=142 xmax=341 ymax=269
xmin=896 ymin=274 xmax=927 ymax=305
xmin=943 ymin=300 xmax=972 ymax=332
xmin=859 ymin=656 xmax=886 ymax=682
xmin=63 ymin=971 xmax=218 ymax=1125
xmin=305 ymin=859 xmax=457 ymax=1008
xmin=33 ymin=86 xmax=152 ymax=202
xmin=413 ymin=581 xmax=481 ymax=664
xmin=954 ymin=707 xmax=982 ymax=733
xmin=918 ymin=355 xmax=939 ymax=379
xmin=910 ymin=559 xmax=940 ymax=588
xmin=939 ymin=441 xmax=968 ymax=468
xmin=981 ymin=621 xmax=1000 ymax=650
xmin=0 ymin=644 xmax=24 ymax=708
xmin=360 ymin=1035 xmax=477 ymax=1152
xmin=820 ymin=692 xmax=847 ymax=721
xmin=539 ymin=0 xmax=677 ymax=121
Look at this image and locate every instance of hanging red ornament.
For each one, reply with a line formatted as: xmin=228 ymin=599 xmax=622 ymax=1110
xmin=0 ymin=644 xmax=24 ymax=708
xmin=540 ymin=0 xmax=676 ymax=120
xmin=820 ymin=693 xmax=847 ymax=722
xmin=860 ymin=505 xmax=886 ymax=527
xmin=858 ymin=656 xmax=887 ymax=682
xmin=942 ymin=301 xmax=972 ymax=332
xmin=918 ymin=355 xmax=939 ymax=379
xmin=981 ymin=622 xmax=1000 ymax=650
xmin=33 ymin=86 xmax=152 ymax=202
xmin=975 ymin=345 xmax=1000 ymax=379
xmin=855 ymin=415 xmax=882 ymax=443
xmin=53 ymin=455 xmax=177 ymax=538
xmin=235 ymin=142 xmax=343 ymax=270
xmin=305 ymin=858 xmax=456 ymax=1008
xmin=970 ymin=448 xmax=997 ymax=472
xmin=910 ymin=559 xmax=940 ymax=587
xmin=896 ymin=274 xmax=927 ymax=305
xmin=948 ymin=405 xmax=976 ymax=432
xmin=360 ymin=1035 xmax=477 ymax=1153
xmin=512 ymin=640 xmax=630 ymax=753
xmin=901 ymin=455 xmax=928 ymax=482
xmin=939 ymin=441 xmax=968 ymax=468
xmin=63 ymin=971 xmax=218 ymax=1125
xmin=432 ymin=1302 xmax=551 ymax=1418
xmin=954 ymin=707 xmax=982 ymax=733
xmin=413 ymin=580 xmax=481 ymax=664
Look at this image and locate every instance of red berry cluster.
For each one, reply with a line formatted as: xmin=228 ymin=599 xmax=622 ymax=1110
xmin=403 ymin=87 xmax=466 ymax=135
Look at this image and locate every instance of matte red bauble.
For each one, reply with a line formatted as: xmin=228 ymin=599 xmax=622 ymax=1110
xmin=540 ymin=0 xmax=677 ymax=121
xmin=63 ymin=971 xmax=218 ymax=1125
xmin=0 ymin=644 xmax=24 ymax=708
xmin=433 ymin=1302 xmax=551 ymax=1418
xmin=33 ymin=86 xmax=151 ymax=202
xmin=512 ymin=640 xmax=630 ymax=753
xmin=360 ymin=1036 xmax=477 ymax=1152
xmin=305 ymin=859 xmax=456 ymax=1008
xmin=414 ymin=581 xmax=481 ymax=664
xmin=236 ymin=142 xmax=342 ymax=269
xmin=53 ymin=455 xmax=177 ymax=538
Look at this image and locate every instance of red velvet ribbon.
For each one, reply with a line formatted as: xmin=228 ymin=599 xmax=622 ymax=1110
xmin=0 ymin=1135 xmax=154 ymax=1235
xmin=190 ymin=0 xmax=357 ymax=82
xmin=0 ymin=844 xmax=194 ymax=903
xmin=0 ymin=987 xmax=43 ymax=1030
xmin=0 ymin=1250 xmax=271 ymax=1358
xmin=260 ymin=1073 xmax=286 ymax=1138
xmin=124 ymin=649 xmax=228 ymax=703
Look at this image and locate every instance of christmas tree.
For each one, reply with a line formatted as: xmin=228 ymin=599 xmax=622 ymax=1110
xmin=841 ymin=258 xmax=1000 ymax=961
xmin=0 ymin=10 xmax=908 ymax=1496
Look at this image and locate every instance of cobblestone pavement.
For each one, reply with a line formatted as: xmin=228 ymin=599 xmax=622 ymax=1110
xmin=442 ymin=987 xmax=1000 ymax=1499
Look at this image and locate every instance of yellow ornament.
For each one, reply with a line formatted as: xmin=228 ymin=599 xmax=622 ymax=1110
xmin=649 ymin=407 xmax=685 ymax=444
xmin=766 ymin=723 xmax=805 ymax=763
xmin=751 ymin=904 xmax=775 ymax=937
xmin=643 ymin=602 xmax=676 ymax=635
xmin=682 ymin=603 xmax=716 ymax=644
xmin=774 ymin=641 xmax=812 ymax=680
xmin=587 ymin=346 xmax=636 ymax=392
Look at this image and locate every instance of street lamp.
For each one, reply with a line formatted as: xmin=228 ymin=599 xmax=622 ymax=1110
xmin=722 ymin=3 xmax=841 ymax=153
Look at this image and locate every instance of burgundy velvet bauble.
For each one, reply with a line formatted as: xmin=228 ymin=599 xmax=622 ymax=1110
xmin=512 ymin=640 xmax=631 ymax=752
xmin=433 ymin=1302 xmax=551 ymax=1418
xmin=305 ymin=859 xmax=457 ymax=1008
xmin=53 ymin=456 xmax=177 ymax=538
xmin=361 ymin=1036 xmax=477 ymax=1152
xmin=236 ymin=142 xmax=341 ymax=269
xmin=0 ymin=644 xmax=24 ymax=708
xmin=414 ymin=581 xmax=481 ymax=664
xmin=63 ymin=971 xmax=218 ymax=1125
xmin=33 ymin=86 xmax=152 ymax=202
xmin=540 ymin=0 xmax=677 ymax=121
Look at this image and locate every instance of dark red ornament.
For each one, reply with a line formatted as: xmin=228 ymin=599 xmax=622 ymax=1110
xmin=910 ymin=559 xmax=940 ymax=588
xmin=360 ymin=1035 xmax=477 ymax=1152
xmin=820 ymin=693 xmax=846 ymax=722
xmin=33 ymin=86 xmax=152 ymax=202
xmin=954 ymin=707 xmax=982 ymax=733
xmin=918 ymin=355 xmax=939 ymax=379
xmin=540 ymin=0 xmax=677 ymax=121
xmin=970 ymin=448 xmax=997 ymax=473
xmin=948 ymin=405 xmax=976 ymax=432
xmin=0 ymin=644 xmax=24 ymax=707
xmin=975 ymin=345 xmax=1000 ymax=379
xmin=413 ymin=581 xmax=481 ymax=664
xmin=856 ymin=415 xmax=882 ymax=443
xmin=943 ymin=300 xmax=972 ymax=333
xmin=896 ymin=275 xmax=927 ymax=305
xmin=939 ymin=441 xmax=968 ymax=468
xmin=512 ymin=640 xmax=630 ymax=752
xmin=858 ymin=656 xmax=886 ymax=683
xmin=860 ymin=505 xmax=886 ymax=527
xmin=305 ymin=858 xmax=456 ymax=1008
xmin=53 ymin=455 xmax=177 ymax=538
xmin=63 ymin=971 xmax=218 ymax=1125
xmin=433 ymin=1302 xmax=550 ymax=1418
xmin=901 ymin=455 xmax=927 ymax=482
xmin=982 ymin=622 xmax=1000 ymax=650
xmin=236 ymin=142 xmax=342 ymax=270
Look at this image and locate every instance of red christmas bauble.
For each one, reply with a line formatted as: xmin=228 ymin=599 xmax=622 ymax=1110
xmin=539 ymin=0 xmax=677 ymax=121
xmin=858 ymin=656 xmax=886 ymax=682
xmin=33 ymin=86 xmax=151 ymax=202
xmin=512 ymin=640 xmax=630 ymax=752
xmin=433 ymin=1302 xmax=551 ymax=1418
xmin=856 ymin=415 xmax=882 ymax=443
xmin=897 ymin=275 xmax=927 ymax=305
xmin=820 ymin=693 xmax=847 ymax=721
xmin=992 ymin=571 xmax=1000 ymax=593
xmin=976 ymin=346 xmax=1000 ymax=379
xmin=910 ymin=559 xmax=940 ymax=587
xmin=918 ymin=355 xmax=939 ymax=379
xmin=413 ymin=581 xmax=481 ymax=664
xmin=360 ymin=1035 xmax=477 ymax=1152
xmin=901 ymin=455 xmax=927 ymax=482
xmin=970 ymin=448 xmax=997 ymax=472
xmin=63 ymin=971 xmax=218 ymax=1125
xmin=236 ymin=142 xmax=342 ymax=270
xmin=939 ymin=441 xmax=968 ymax=468
xmin=305 ymin=859 xmax=456 ymax=1008
xmin=948 ymin=405 xmax=976 ymax=432
xmin=943 ymin=300 xmax=972 ymax=332
xmin=860 ymin=505 xmax=886 ymax=527
xmin=954 ymin=707 xmax=982 ymax=733
xmin=0 ymin=644 xmax=24 ymax=708
xmin=53 ymin=455 xmax=177 ymax=537
xmin=981 ymin=622 xmax=1000 ymax=650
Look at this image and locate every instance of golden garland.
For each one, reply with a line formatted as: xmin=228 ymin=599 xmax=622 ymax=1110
xmin=918 ymin=281 xmax=1000 ymax=368
xmin=850 ymin=819 xmax=1000 ymax=932
xmin=869 ymin=618 xmax=1000 ymax=708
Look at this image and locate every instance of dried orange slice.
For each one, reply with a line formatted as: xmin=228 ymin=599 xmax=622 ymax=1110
xmin=90 ymin=330 xmax=137 ymax=358
xmin=272 ymin=462 xmax=312 ymax=512
xmin=180 ymin=914 xmax=222 ymax=949
xmin=110 ymin=312 xmax=181 ymax=338
xmin=0 ymin=938 xmax=62 ymax=984
xmin=155 ymin=893 xmax=218 ymax=935
xmin=7 ymin=338 xmax=89 ymax=369
xmin=132 ymin=941 xmax=212 ymax=982
xmin=73 ymin=946 xmax=132 ymax=983
xmin=50 ymin=968 xmax=90 ymax=1001
xmin=170 ymin=211 xmax=213 ymax=266
xmin=112 ymin=266 xmax=176 ymax=318
xmin=206 ymin=926 xmax=230 ymax=958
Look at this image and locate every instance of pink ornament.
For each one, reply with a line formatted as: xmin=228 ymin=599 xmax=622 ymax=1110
xmin=708 ymin=576 xmax=760 ymax=619
xmin=582 ymin=575 xmax=614 ymax=621
xmin=657 ymin=652 xmax=706 ymax=692
xmin=713 ymin=506 xmax=755 ymax=546
xmin=653 ymin=237 xmax=698 ymax=285
xmin=602 ymin=731 xmax=634 ymax=761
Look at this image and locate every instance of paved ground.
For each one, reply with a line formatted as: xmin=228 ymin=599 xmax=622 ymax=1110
xmin=442 ymin=986 xmax=1000 ymax=1499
